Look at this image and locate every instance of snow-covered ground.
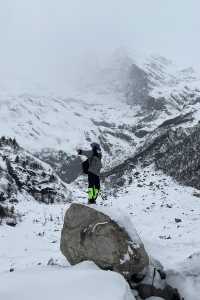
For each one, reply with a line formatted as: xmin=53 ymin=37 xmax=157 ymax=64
xmin=1 ymin=166 xmax=200 ymax=299
xmin=0 ymin=262 xmax=135 ymax=300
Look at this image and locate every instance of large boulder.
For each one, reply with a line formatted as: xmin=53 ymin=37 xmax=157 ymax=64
xmin=60 ymin=203 xmax=149 ymax=280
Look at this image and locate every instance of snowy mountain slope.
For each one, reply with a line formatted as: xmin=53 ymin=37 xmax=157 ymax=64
xmin=101 ymin=106 xmax=200 ymax=192
xmin=112 ymin=166 xmax=200 ymax=300
xmin=75 ymin=51 xmax=200 ymax=111
xmin=0 ymin=51 xmax=200 ymax=173
xmin=0 ymin=137 xmax=70 ymax=226
xmin=1 ymin=51 xmax=200 ymax=193
xmin=1 ymin=164 xmax=200 ymax=299
xmin=1 ymin=51 xmax=200 ymax=299
xmin=0 ymin=92 xmax=141 ymax=169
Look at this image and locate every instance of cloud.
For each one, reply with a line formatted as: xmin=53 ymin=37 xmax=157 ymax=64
xmin=0 ymin=0 xmax=199 ymax=90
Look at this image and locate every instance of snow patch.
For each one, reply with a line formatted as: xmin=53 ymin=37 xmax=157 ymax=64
xmin=0 ymin=263 xmax=135 ymax=300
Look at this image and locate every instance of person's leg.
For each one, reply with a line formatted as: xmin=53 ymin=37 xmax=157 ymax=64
xmin=87 ymin=172 xmax=96 ymax=204
xmin=93 ymin=175 xmax=100 ymax=201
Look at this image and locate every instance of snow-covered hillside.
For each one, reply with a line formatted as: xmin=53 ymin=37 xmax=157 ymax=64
xmin=0 ymin=136 xmax=70 ymax=227
xmin=1 ymin=51 xmax=200 ymax=300
xmin=1 ymin=165 xmax=200 ymax=299
xmin=0 ymin=51 xmax=200 ymax=172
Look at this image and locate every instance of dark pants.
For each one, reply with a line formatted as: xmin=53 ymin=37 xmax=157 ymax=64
xmin=87 ymin=172 xmax=100 ymax=203
xmin=88 ymin=172 xmax=100 ymax=189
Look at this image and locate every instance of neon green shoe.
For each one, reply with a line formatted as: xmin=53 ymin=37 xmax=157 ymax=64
xmin=87 ymin=188 xmax=94 ymax=201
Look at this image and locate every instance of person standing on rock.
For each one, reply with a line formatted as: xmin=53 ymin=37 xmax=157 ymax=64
xmin=77 ymin=143 xmax=102 ymax=204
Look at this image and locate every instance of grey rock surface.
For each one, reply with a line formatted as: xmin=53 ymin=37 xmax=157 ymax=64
xmin=60 ymin=203 xmax=149 ymax=280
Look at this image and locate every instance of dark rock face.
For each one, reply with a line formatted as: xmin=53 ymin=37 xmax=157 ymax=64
xmin=158 ymin=112 xmax=194 ymax=128
xmin=0 ymin=137 xmax=68 ymax=205
xmin=136 ymin=283 xmax=181 ymax=300
xmin=135 ymin=130 xmax=149 ymax=139
xmin=60 ymin=203 xmax=149 ymax=281
xmin=35 ymin=149 xmax=82 ymax=184
xmin=156 ymin=124 xmax=200 ymax=189
xmin=103 ymin=112 xmax=200 ymax=192
xmin=0 ymin=204 xmax=18 ymax=225
xmin=0 ymin=204 xmax=7 ymax=218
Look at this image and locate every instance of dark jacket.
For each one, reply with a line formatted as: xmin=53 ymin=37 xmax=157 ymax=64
xmin=79 ymin=150 xmax=102 ymax=176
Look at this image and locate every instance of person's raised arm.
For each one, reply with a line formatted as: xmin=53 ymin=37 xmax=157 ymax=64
xmin=77 ymin=149 xmax=93 ymax=158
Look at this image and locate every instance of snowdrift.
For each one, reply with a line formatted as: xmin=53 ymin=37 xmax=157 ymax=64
xmin=0 ymin=262 xmax=135 ymax=300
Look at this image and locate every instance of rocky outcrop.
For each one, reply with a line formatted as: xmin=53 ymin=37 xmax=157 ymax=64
xmin=0 ymin=204 xmax=18 ymax=226
xmin=103 ymin=114 xmax=200 ymax=192
xmin=0 ymin=204 xmax=8 ymax=218
xmin=60 ymin=203 xmax=149 ymax=281
xmin=0 ymin=137 xmax=69 ymax=205
xmin=156 ymin=124 xmax=200 ymax=189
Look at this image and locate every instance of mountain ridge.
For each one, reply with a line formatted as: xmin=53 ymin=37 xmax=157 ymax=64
xmin=0 ymin=51 xmax=200 ymax=189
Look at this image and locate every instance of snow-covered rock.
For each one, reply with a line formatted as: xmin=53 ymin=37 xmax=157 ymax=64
xmin=0 ymin=136 xmax=69 ymax=206
xmin=60 ymin=203 xmax=149 ymax=280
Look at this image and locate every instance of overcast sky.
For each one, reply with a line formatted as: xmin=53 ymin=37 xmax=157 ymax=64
xmin=0 ymin=0 xmax=200 ymax=89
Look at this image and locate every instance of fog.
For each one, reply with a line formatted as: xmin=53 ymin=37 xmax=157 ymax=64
xmin=0 ymin=0 xmax=200 ymax=91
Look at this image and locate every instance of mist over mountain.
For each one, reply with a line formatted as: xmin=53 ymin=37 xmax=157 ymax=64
xmin=1 ymin=0 xmax=200 ymax=94
xmin=1 ymin=2 xmax=200 ymax=299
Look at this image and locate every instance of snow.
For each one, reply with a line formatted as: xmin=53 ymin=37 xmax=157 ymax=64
xmin=0 ymin=51 xmax=200 ymax=172
xmin=112 ymin=167 xmax=200 ymax=266
xmin=108 ymin=166 xmax=200 ymax=299
xmin=0 ymin=156 xmax=7 ymax=171
xmin=146 ymin=297 xmax=164 ymax=300
xmin=1 ymin=164 xmax=200 ymax=299
xmin=0 ymin=177 xmax=9 ymax=191
xmin=0 ymin=93 xmax=141 ymax=169
xmin=168 ymin=273 xmax=200 ymax=300
xmin=1 ymin=52 xmax=200 ymax=299
xmin=0 ymin=198 xmax=67 ymax=272
xmin=166 ymin=252 xmax=200 ymax=300
xmin=0 ymin=262 xmax=135 ymax=300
